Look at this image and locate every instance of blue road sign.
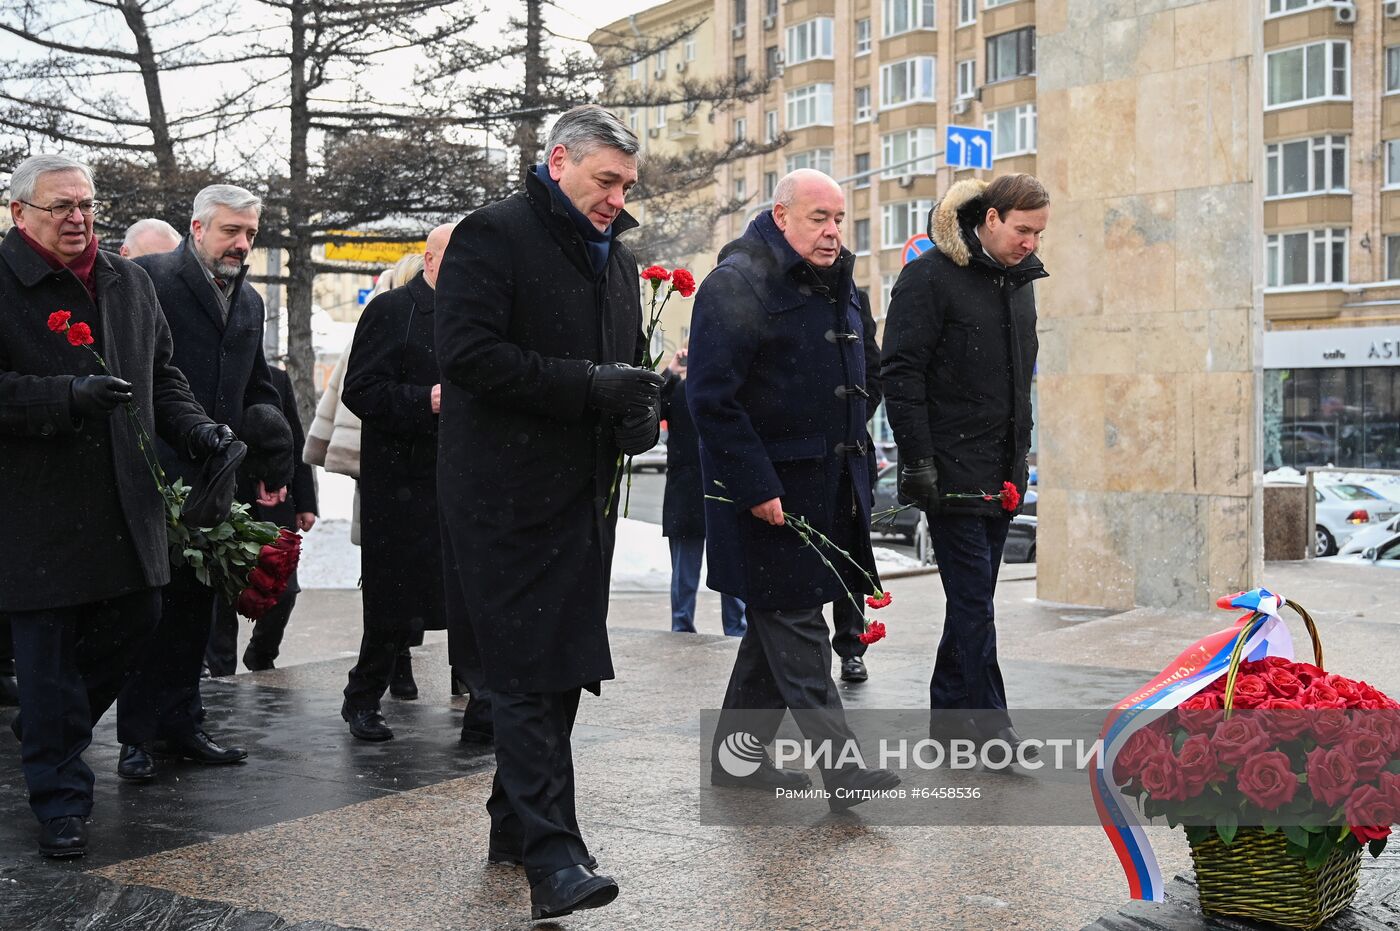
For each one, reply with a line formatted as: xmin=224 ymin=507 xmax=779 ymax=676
xmin=903 ymin=235 xmax=933 ymax=265
xmin=945 ymin=125 xmax=993 ymax=170
xmin=357 ymin=288 xmax=373 ymax=306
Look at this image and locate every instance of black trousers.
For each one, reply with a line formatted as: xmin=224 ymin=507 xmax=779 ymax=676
xmin=487 ymin=688 xmax=591 ymax=885
xmin=927 ymin=513 xmax=1012 ymax=730
xmin=713 ymin=605 xmax=857 ymax=783
xmin=830 ymin=597 xmax=867 ymax=660
xmin=343 ymin=622 xmax=415 ymax=711
xmin=5 ymin=588 xmax=159 ymax=820
xmin=206 ymin=588 xmax=299 ymax=675
xmin=440 ymin=515 xmax=492 ymax=732
xmin=117 ymin=565 xmax=217 ymax=744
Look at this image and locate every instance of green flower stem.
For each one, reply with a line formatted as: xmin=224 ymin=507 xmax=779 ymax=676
xmin=83 ymin=344 xmax=167 ymax=494
xmin=871 ymin=503 xmax=915 ymax=527
xmin=605 ymin=281 xmax=679 ymax=517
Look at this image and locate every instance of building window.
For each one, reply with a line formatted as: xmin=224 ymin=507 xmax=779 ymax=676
xmin=854 ymin=218 xmax=871 ymax=255
xmin=734 ymin=0 xmax=747 ymax=26
xmin=785 ymin=83 xmax=834 ymax=129
xmin=685 ymin=38 xmax=697 ymax=61
xmin=854 ymin=152 xmax=871 ymax=187
xmin=786 ymin=148 xmax=834 ymax=174
xmin=765 ymin=0 xmax=778 ymax=15
xmin=1267 ymin=0 xmax=1331 ymax=15
xmin=855 ymin=86 xmax=872 ymax=122
xmin=735 ymin=55 xmax=747 ymax=79
xmin=628 ymin=110 xmax=639 ymax=134
xmin=1388 ymin=47 xmax=1400 ymax=94
xmin=958 ymin=0 xmax=976 ymax=26
xmin=629 ymin=60 xmax=641 ymax=81
xmin=882 ymin=128 xmax=938 ymax=177
xmin=764 ymin=171 xmax=777 ymax=198
xmin=1386 ymin=140 xmax=1400 ymax=187
xmin=883 ymin=0 xmax=936 ymax=37
xmin=986 ymin=28 xmax=1035 ymax=84
xmin=656 ymin=48 xmax=668 ymax=74
xmin=1265 ymin=135 xmax=1348 ymax=198
xmin=1266 ymin=41 xmax=1349 ymax=109
xmin=655 ymin=104 xmax=667 ymax=128
xmin=1388 ymin=235 xmax=1400 ymax=281
xmin=786 ymin=18 xmax=834 ymax=64
xmin=882 ymin=199 xmax=934 ymax=248
xmin=985 ymin=103 xmax=1036 ymax=158
xmin=984 ymin=0 xmax=1016 ymax=7
xmin=880 ymin=57 xmax=936 ymax=109
xmin=734 ymin=117 xmax=748 ymax=142
xmin=855 ymin=18 xmax=872 ymax=55
xmin=765 ymin=109 xmax=779 ymax=142
xmin=735 ymin=177 xmax=747 ymax=199
xmin=766 ymin=45 xmax=781 ymax=78
xmin=1265 ymin=228 xmax=1348 ymax=288
xmin=957 ymin=59 xmax=976 ymax=99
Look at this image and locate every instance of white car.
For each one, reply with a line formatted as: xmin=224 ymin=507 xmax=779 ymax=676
xmin=1338 ymin=512 xmax=1400 ymax=556
xmin=1322 ymin=531 xmax=1400 ymax=568
xmin=1314 ymin=483 xmax=1400 ymax=557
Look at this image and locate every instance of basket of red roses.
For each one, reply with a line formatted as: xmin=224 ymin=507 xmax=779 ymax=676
xmin=1112 ymin=597 xmax=1399 ymax=929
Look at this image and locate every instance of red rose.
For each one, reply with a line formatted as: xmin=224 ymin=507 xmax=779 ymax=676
xmin=1257 ymin=698 xmax=1311 ymax=741
xmin=1357 ymin=710 xmax=1400 ymax=754
xmin=247 ymin=566 xmax=285 ymax=596
xmin=1379 ymin=772 xmax=1400 ymax=812
xmin=236 ymin=587 xmax=277 ymax=620
xmin=1212 ymin=716 xmax=1270 ymax=766
xmin=1303 ymin=681 xmax=1347 ymax=709
xmin=1177 ymin=691 xmax=1225 ymax=734
xmin=857 ymin=621 xmax=886 ymax=645
xmin=47 ymin=310 xmax=71 ymax=332
xmin=1113 ymin=726 xmax=1169 ymax=785
xmin=1341 ymin=729 xmax=1391 ymax=783
xmin=1265 ymin=667 xmax=1305 ymax=700
xmin=1178 ymin=734 xmax=1224 ymax=796
xmin=1345 ymin=785 xmax=1396 ymax=845
xmin=670 ymin=268 xmax=696 ymax=297
xmin=865 ymin=591 xmax=892 ymax=609
xmin=999 ymin=481 xmax=1020 ymax=512
xmin=1290 ymin=662 xmax=1326 ymax=686
xmin=66 ymin=322 xmax=93 ymax=346
xmin=1229 ymin=674 xmax=1270 ymax=709
xmin=1235 ymin=751 xmax=1299 ymax=810
xmin=640 ymin=265 xmax=670 ymax=285
xmin=1139 ymin=750 xmax=1188 ymax=802
xmin=1306 ymin=746 xmax=1358 ymax=808
xmin=1311 ymin=708 xmax=1352 ymax=746
xmin=1325 ymin=674 xmax=1366 ymax=708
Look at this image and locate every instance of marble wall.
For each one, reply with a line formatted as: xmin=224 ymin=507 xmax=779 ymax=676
xmin=1035 ymin=0 xmax=1264 ymax=610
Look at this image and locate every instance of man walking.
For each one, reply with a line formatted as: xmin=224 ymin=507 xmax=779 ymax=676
xmin=0 ymin=154 xmax=228 ymax=856
xmin=117 ymin=184 xmax=293 ymax=780
xmin=119 ymin=218 xmax=180 ymax=259
xmin=881 ymin=174 xmax=1049 ymax=755
xmin=435 ymin=104 xmax=661 ymax=920
xmin=688 ymin=169 xmax=899 ymax=808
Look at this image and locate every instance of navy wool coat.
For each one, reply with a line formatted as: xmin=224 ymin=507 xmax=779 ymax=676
xmin=686 ymin=212 xmax=880 ymax=611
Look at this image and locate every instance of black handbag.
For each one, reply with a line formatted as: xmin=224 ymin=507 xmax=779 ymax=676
xmin=181 ymin=439 xmax=248 ymax=528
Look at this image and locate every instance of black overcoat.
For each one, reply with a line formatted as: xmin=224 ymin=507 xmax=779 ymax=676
xmin=134 ymin=238 xmax=283 ymax=489
xmin=686 ymin=212 xmax=880 ymax=611
xmin=659 ymin=372 xmax=705 ymax=539
xmin=342 ymin=272 xmax=444 ymax=633
xmin=880 ymin=183 xmax=1045 ymax=516
xmin=435 ymin=171 xmax=646 ymax=693
xmin=0 ymin=230 xmax=211 ymax=612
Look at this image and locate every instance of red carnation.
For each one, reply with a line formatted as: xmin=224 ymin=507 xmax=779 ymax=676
xmin=1307 ymin=746 xmax=1359 ymax=809
xmin=857 ymin=621 xmax=886 ymax=645
xmin=640 ymin=265 xmax=671 ymax=286
xmin=47 ymin=310 xmax=71 ymax=332
xmin=670 ymin=268 xmax=696 ymax=297
xmin=998 ymin=481 xmax=1020 ymax=512
xmin=66 ymin=322 xmax=93 ymax=346
xmin=1176 ymin=691 xmax=1225 ymax=734
xmin=1178 ymin=734 xmax=1225 ymax=797
xmin=866 ymin=591 xmax=892 ymax=609
xmin=1113 ymin=726 xmax=1169 ymax=785
xmin=1236 ymin=751 xmax=1299 ymax=810
xmin=1212 ymin=716 xmax=1270 ymax=766
xmin=1139 ymin=750 xmax=1188 ymax=802
xmin=1345 ymin=785 xmax=1395 ymax=845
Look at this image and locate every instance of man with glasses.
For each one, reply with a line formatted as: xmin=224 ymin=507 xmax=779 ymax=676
xmin=0 ymin=154 xmax=230 ymax=857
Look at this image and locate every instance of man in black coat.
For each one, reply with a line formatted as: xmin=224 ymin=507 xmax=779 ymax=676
xmin=205 ymin=364 xmax=318 ymax=675
xmin=659 ymin=347 xmax=746 ymax=636
xmin=116 ymin=183 xmax=293 ymax=781
xmin=687 ymin=169 xmax=899 ymax=809
xmin=0 ymin=154 xmax=228 ymax=856
xmin=435 ymin=105 xmax=662 ymax=921
xmin=881 ymin=174 xmax=1049 ymax=756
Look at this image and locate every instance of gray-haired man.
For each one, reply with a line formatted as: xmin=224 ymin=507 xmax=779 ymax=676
xmin=115 ymin=183 xmax=293 ymax=781
xmin=119 ymin=217 xmax=180 ymax=258
xmin=435 ymin=104 xmax=662 ymax=921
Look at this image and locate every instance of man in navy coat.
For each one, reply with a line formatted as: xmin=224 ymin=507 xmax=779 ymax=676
xmin=687 ymin=169 xmax=899 ymax=809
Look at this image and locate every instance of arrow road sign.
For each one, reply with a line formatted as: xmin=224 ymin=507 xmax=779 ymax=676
xmin=945 ymin=125 xmax=994 ymax=170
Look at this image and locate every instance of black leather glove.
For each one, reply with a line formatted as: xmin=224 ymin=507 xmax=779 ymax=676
xmin=185 ymin=422 xmax=236 ymax=460
xmin=614 ymin=403 xmax=660 ymax=456
xmin=587 ymin=363 xmax=665 ymax=414
xmin=70 ymin=375 xmax=132 ymax=418
xmin=898 ymin=456 xmax=940 ymax=514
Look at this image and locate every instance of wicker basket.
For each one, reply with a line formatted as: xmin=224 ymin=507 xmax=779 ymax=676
xmin=1188 ymin=598 xmax=1361 ymax=929
xmin=1189 ymin=828 xmax=1361 ymax=929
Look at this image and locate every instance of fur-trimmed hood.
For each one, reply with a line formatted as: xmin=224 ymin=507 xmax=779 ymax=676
xmin=930 ymin=178 xmax=988 ymax=268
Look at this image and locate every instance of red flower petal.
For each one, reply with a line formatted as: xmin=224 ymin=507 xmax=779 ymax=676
xmin=865 ymin=591 xmax=892 ymax=609
xmin=66 ymin=322 xmax=93 ymax=346
xmin=47 ymin=310 xmax=71 ymax=332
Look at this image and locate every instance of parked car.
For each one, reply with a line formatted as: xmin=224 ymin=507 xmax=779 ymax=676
xmin=1338 ymin=512 xmax=1400 ymax=556
xmin=1321 ymin=530 xmax=1400 ymax=568
xmin=1313 ymin=483 xmax=1400 ymax=557
xmin=872 ymin=465 xmax=1037 ymax=564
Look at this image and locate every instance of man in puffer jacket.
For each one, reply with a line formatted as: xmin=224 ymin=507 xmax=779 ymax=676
xmin=880 ymin=173 xmax=1049 ymax=759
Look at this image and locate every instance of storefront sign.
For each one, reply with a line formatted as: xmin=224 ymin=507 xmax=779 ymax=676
xmin=1264 ymin=326 xmax=1400 ymax=370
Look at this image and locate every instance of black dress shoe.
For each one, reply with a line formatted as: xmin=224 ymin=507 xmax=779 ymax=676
xmin=389 ymin=650 xmax=418 ymax=700
xmin=840 ymin=656 xmax=868 ymax=682
xmin=117 ymin=744 xmax=157 ymax=780
xmin=711 ymin=757 xmax=812 ymax=791
xmin=242 ymin=650 xmax=275 ymax=672
xmin=826 ymin=766 xmax=902 ymax=812
xmin=342 ymin=704 xmax=393 ymax=741
xmin=979 ymin=725 xmax=1040 ymax=771
xmin=38 ymin=816 xmax=86 ymax=858
xmin=529 ymin=864 xmax=618 ymax=921
xmin=167 ymin=730 xmax=248 ymax=764
xmin=0 ymin=673 xmax=17 ymax=707
xmin=459 ymin=702 xmax=494 ymax=746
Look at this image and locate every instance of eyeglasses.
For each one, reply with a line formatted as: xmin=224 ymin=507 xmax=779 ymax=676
xmin=19 ymin=199 xmax=101 ymax=219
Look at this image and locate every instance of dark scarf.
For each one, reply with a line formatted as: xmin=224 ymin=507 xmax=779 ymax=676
xmin=18 ymin=226 xmax=98 ymax=301
xmin=533 ymin=164 xmax=613 ymax=275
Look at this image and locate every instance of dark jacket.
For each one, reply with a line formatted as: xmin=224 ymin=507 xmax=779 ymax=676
xmin=435 ymin=170 xmax=646 ymax=692
xmin=343 ymin=271 xmax=444 ymax=632
xmin=0 ymin=229 xmax=211 ymax=611
xmin=660 ymin=372 xmax=704 ymax=539
xmin=134 ymin=238 xmax=285 ymax=490
xmin=686 ymin=211 xmax=879 ymax=610
xmin=880 ymin=179 xmax=1045 ymax=515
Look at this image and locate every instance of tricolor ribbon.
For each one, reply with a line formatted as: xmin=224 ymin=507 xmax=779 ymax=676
xmin=1092 ymin=588 xmax=1296 ymax=901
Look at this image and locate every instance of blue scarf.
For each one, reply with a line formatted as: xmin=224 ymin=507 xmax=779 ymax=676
xmin=534 ymin=164 xmax=613 ymax=276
